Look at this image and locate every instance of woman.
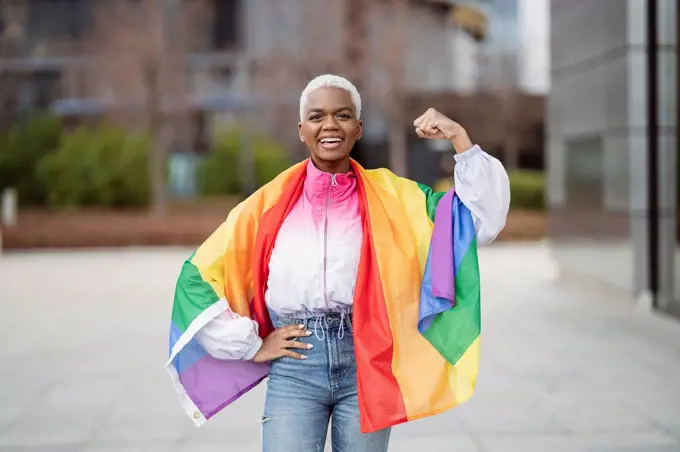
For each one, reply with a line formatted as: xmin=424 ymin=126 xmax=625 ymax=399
xmin=167 ymin=74 xmax=510 ymax=452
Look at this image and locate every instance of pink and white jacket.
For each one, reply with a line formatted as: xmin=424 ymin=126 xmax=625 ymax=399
xmin=195 ymin=145 xmax=510 ymax=360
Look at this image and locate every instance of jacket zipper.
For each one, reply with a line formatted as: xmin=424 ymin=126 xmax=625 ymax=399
xmin=323 ymin=174 xmax=337 ymax=310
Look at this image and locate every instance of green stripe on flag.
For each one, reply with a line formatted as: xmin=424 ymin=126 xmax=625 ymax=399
xmin=171 ymin=259 xmax=220 ymax=332
xmin=416 ymin=183 xmax=447 ymax=222
xmin=422 ymin=243 xmax=481 ymax=365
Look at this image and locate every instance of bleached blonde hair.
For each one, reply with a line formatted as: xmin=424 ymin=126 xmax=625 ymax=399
xmin=299 ymin=74 xmax=362 ymax=121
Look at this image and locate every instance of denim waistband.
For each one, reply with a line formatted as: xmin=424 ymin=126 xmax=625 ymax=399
xmin=276 ymin=311 xmax=353 ymax=341
xmin=275 ymin=305 xmax=353 ymax=321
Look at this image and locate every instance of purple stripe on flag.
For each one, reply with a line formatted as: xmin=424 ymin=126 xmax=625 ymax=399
xmin=179 ymin=354 xmax=270 ymax=418
xmin=418 ymin=189 xmax=457 ymax=335
xmin=430 ymin=188 xmax=455 ymax=302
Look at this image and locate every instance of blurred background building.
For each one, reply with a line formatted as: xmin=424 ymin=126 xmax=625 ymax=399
xmin=0 ymin=0 xmax=547 ymax=184
xmin=547 ymin=0 xmax=679 ymax=318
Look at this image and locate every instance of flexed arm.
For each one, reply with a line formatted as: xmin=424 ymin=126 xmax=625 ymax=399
xmin=414 ymin=108 xmax=510 ymax=245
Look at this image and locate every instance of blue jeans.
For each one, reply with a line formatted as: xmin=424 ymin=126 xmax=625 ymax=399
xmin=262 ymin=313 xmax=391 ymax=452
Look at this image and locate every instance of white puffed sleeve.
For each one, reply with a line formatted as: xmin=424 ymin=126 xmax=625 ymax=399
xmin=194 ymin=311 xmax=263 ymax=361
xmin=453 ymin=145 xmax=510 ymax=246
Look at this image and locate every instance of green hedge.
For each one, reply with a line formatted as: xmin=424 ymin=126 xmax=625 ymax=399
xmin=0 ymin=117 xmax=290 ymax=208
xmin=197 ymin=128 xmax=290 ymax=196
xmin=36 ymin=125 xmax=150 ymax=208
xmin=0 ymin=115 xmax=63 ymax=205
xmin=508 ymin=169 xmax=545 ymax=210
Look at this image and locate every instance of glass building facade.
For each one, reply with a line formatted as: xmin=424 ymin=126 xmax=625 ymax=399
xmin=548 ymin=0 xmax=679 ymax=318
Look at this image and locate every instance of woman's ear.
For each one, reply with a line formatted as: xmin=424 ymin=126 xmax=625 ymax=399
xmin=298 ymin=122 xmax=305 ymax=142
xmin=356 ymin=119 xmax=364 ymax=141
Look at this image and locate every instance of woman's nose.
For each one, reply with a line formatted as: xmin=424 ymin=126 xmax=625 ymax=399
xmin=322 ymin=118 xmax=339 ymax=130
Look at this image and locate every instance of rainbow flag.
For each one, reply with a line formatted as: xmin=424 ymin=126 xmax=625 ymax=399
xmin=166 ymin=159 xmax=481 ymax=433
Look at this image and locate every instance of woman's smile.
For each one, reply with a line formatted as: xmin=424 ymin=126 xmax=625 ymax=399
xmin=318 ymin=136 xmax=345 ymax=151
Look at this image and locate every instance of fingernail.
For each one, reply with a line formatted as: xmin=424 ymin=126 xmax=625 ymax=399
xmin=301 ymin=355 xmax=308 ymax=359
xmin=306 ymin=330 xmax=313 ymax=336
xmin=307 ymin=344 xmax=314 ymax=349
xmin=298 ymin=324 xmax=305 ymax=329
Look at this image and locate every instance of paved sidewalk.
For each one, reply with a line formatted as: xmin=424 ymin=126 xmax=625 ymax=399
xmin=1 ymin=243 xmax=679 ymax=452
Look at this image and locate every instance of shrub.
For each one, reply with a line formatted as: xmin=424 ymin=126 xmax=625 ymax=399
xmin=198 ymin=128 xmax=290 ymax=196
xmin=36 ymin=124 xmax=150 ymax=208
xmin=0 ymin=115 xmax=63 ymax=205
xmin=508 ymin=169 xmax=546 ymax=211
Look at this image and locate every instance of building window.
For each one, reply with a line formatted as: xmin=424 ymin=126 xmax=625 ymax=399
xmin=27 ymin=0 xmax=91 ymax=41
xmin=213 ymin=0 xmax=241 ymax=50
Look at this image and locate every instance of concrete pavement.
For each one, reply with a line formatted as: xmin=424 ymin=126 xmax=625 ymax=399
xmin=1 ymin=243 xmax=679 ymax=452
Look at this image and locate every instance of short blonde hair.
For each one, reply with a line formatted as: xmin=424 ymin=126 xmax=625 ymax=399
xmin=299 ymin=74 xmax=362 ymax=121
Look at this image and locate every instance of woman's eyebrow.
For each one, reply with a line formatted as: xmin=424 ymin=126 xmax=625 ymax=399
xmin=306 ymin=106 xmax=354 ymax=114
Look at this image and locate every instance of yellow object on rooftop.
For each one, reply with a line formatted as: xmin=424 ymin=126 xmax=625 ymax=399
xmin=451 ymin=4 xmax=487 ymax=41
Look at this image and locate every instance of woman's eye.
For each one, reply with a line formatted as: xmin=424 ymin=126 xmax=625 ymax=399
xmin=309 ymin=115 xmax=323 ymax=121
xmin=337 ymin=114 xmax=352 ymax=119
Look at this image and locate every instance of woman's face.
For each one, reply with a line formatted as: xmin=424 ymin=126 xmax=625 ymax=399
xmin=298 ymin=87 xmax=363 ymax=170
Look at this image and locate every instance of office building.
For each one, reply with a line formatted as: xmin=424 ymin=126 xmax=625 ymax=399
xmin=548 ymin=0 xmax=679 ymax=317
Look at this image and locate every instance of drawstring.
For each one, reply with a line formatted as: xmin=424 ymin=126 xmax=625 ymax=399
xmin=338 ymin=312 xmax=346 ymax=340
xmin=314 ymin=314 xmax=326 ymax=341
xmin=310 ymin=313 xmax=351 ymax=340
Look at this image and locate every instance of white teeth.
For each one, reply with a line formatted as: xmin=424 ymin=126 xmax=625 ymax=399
xmin=320 ymin=138 xmax=342 ymax=143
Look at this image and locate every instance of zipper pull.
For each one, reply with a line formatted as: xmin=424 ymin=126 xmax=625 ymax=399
xmin=331 ymin=174 xmax=338 ymax=187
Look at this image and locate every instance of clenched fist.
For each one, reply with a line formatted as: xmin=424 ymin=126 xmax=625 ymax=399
xmin=413 ymin=108 xmax=473 ymax=153
xmin=252 ymin=323 xmax=313 ymax=363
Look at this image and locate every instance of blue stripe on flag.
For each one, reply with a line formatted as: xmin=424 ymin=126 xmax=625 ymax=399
xmin=418 ymin=248 xmax=440 ymax=333
xmin=170 ymin=321 xmax=208 ymax=374
xmin=452 ymin=196 xmax=476 ymax=276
